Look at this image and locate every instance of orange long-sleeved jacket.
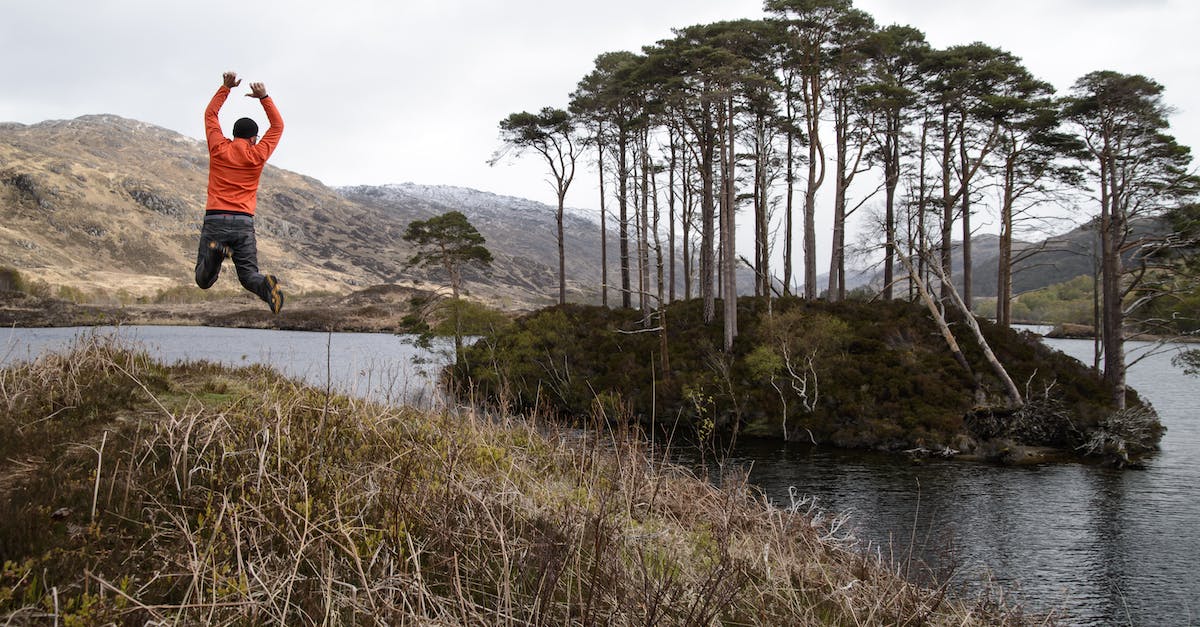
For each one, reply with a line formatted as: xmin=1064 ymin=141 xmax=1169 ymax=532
xmin=204 ymin=85 xmax=283 ymax=216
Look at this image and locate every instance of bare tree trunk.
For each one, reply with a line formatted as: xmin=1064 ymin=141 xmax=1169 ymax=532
xmin=940 ymin=105 xmax=954 ymax=302
xmin=828 ymin=90 xmax=856 ymax=303
xmin=932 ymin=252 xmax=1024 ymax=408
xmin=618 ymin=129 xmax=632 ymax=309
xmin=784 ymin=88 xmax=796 ymax=296
xmin=996 ymin=154 xmax=1015 ymax=327
xmin=828 ymin=90 xmax=845 ymax=301
xmin=828 ymin=181 xmax=845 ymax=301
xmin=904 ymin=228 xmax=1025 ymax=410
xmin=652 ymin=155 xmax=664 ymax=309
xmin=752 ymin=113 xmax=773 ymax=299
xmin=897 ymin=248 xmax=973 ymax=378
xmin=916 ymin=115 xmax=930 ymax=302
xmin=802 ymin=74 xmax=825 ymax=300
xmin=639 ymin=132 xmax=651 ymax=314
xmin=722 ymin=97 xmax=738 ymax=352
xmin=667 ymin=126 xmax=678 ymax=303
xmin=828 ymin=87 xmax=854 ymax=304
xmin=1100 ymin=158 xmax=1127 ymax=409
xmin=882 ymin=116 xmax=900 ymax=300
xmin=597 ymin=129 xmax=609 ymax=308
xmin=682 ymin=146 xmax=694 ymax=301
xmin=1091 ymin=224 xmax=1102 ymax=373
xmin=959 ymin=122 xmax=974 ymax=308
xmin=556 ymin=193 xmax=566 ymax=305
xmin=700 ymin=110 xmax=717 ymax=324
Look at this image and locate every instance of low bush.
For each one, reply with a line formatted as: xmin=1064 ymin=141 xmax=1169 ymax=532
xmin=0 ymin=266 xmax=27 ymax=293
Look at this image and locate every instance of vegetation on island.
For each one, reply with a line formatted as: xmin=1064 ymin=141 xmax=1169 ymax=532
xmin=0 ymin=335 xmax=1034 ymax=625
xmin=452 ymin=298 xmax=1161 ymax=465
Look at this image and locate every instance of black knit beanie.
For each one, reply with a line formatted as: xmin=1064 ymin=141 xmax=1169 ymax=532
xmin=232 ymin=117 xmax=259 ymax=139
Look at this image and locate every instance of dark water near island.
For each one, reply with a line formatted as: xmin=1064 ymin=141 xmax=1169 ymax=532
xmin=712 ymin=337 xmax=1198 ymax=626
xmin=2 ymin=326 xmax=1196 ymax=625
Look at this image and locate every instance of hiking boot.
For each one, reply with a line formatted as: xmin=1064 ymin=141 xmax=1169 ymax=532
xmin=265 ymin=275 xmax=285 ymax=314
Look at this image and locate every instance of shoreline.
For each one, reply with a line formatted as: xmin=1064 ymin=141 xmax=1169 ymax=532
xmin=0 ymin=287 xmax=443 ymax=334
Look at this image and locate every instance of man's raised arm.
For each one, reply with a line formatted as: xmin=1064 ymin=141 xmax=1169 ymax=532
xmin=248 ymin=81 xmax=283 ymax=158
xmin=205 ymin=71 xmax=242 ymax=148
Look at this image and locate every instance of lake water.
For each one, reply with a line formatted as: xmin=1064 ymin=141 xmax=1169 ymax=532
xmin=716 ymin=337 xmax=1198 ymax=626
xmin=0 ymin=326 xmax=454 ymax=407
xmin=1 ymin=326 xmax=1195 ymax=625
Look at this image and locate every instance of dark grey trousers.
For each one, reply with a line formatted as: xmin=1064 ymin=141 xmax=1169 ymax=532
xmin=194 ymin=213 xmax=273 ymax=304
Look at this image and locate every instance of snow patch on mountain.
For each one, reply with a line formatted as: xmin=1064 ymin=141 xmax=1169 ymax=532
xmin=336 ymin=182 xmax=602 ymax=226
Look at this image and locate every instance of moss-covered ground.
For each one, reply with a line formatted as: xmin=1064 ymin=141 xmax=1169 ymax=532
xmin=453 ymin=298 xmax=1160 ymax=463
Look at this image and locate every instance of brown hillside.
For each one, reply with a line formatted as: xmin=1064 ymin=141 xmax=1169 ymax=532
xmin=0 ymin=115 xmax=594 ymax=310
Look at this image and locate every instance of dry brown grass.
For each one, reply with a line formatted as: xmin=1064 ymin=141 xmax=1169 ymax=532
xmin=0 ymin=334 xmax=1047 ymax=625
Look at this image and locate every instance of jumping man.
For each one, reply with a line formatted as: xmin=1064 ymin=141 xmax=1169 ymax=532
xmin=194 ymin=71 xmax=285 ymax=313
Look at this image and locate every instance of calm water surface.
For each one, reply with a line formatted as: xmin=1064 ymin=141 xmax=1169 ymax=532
xmin=717 ymin=338 xmax=1198 ymax=626
xmin=1 ymin=326 xmax=1195 ymax=624
xmin=0 ymin=325 xmax=452 ymax=407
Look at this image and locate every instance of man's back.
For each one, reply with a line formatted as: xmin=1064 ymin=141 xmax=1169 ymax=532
xmin=204 ymin=83 xmax=283 ymax=216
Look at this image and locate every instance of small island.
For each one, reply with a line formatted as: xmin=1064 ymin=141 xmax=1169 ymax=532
xmin=451 ymin=297 xmax=1162 ymax=466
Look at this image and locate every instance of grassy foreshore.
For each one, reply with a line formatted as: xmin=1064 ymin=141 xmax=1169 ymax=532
xmin=0 ymin=335 xmax=1040 ymax=625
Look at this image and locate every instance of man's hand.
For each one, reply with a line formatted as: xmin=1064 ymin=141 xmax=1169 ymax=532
xmin=222 ymin=71 xmax=241 ymax=89
xmin=246 ymin=82 xmax=268 ymax=99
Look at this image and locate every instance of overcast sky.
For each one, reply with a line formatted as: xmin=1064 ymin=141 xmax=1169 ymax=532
xmin=3 ymin=0 xmax=1197 ymax=254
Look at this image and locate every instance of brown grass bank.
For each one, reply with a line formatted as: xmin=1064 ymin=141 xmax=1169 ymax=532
xmin=0 ymin=334 xmax=1042 ymax=625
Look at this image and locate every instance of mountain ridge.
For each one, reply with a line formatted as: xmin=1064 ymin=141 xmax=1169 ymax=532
xmin=2 ymin=113 xmax=1112 ymax=310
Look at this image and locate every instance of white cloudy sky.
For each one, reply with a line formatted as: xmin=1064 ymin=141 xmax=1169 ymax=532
xmin=3 ymin=0 xmax=1197 ymax=247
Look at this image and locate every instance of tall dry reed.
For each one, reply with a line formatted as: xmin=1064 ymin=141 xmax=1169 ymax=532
xmin=0 ymin=334 xmax=1047 ymax=625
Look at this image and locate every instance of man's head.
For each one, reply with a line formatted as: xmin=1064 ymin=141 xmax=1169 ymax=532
xmin=232 ymin=117 xmax=259 ymax=140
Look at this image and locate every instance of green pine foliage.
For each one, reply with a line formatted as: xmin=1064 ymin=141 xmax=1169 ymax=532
xmin=432 ymin=298 xmax=512 ymax=336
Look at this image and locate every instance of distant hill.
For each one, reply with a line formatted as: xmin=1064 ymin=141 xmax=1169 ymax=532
xmin=964 ymin=231 xmax=1094 ymax=298
xmin=840 ymin=219 xmax=1167 ymax=302
xmin=0 ymin=115 xmax=617 ymax=310
xmin=968 ymin=219 xmax=1166 ymax=298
